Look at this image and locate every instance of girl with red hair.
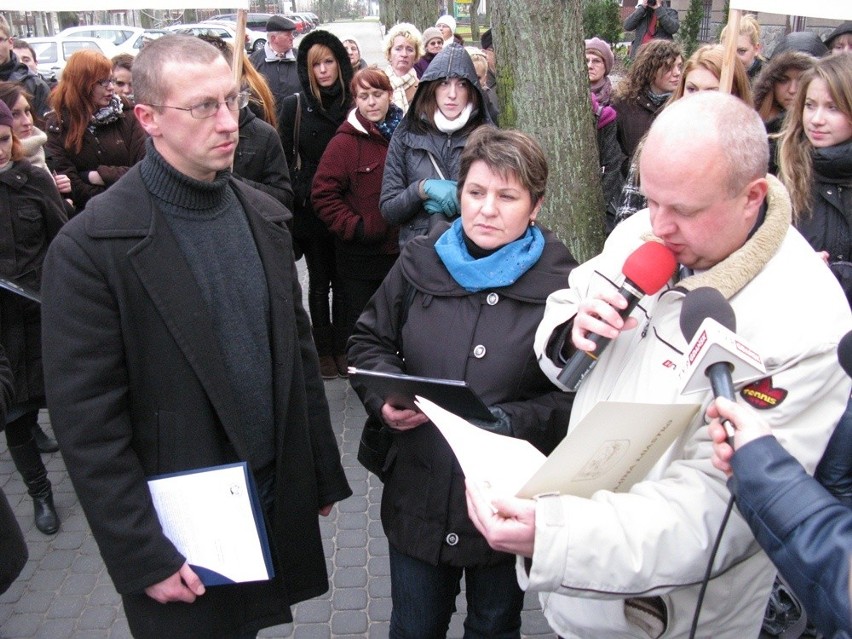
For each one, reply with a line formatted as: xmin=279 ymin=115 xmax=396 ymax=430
xmin=45 ymin=49 xmax=146 ymax=213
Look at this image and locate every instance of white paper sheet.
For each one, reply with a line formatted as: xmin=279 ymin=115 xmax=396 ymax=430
xmin=148 ymin=462 xmax=272 ymax=585
xmin=416 ymin=397 xmax=700 ymax=499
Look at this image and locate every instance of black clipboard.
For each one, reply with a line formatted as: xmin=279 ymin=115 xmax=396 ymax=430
xmin=0 ymin=277 xmax=40 ymax=303
xmin=348 ymin=368 xmax=496 ymax=422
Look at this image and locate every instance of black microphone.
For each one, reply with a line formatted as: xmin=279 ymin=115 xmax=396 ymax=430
xmin=838 ymin=331 xmax=852 ymax=378
xmin=679 ymin=287 xmax=741 ymax=443
xmin=557 ymin=241 xmax=676 ymax=392
xmin=679 ymin=287 xmax=738 ymax=402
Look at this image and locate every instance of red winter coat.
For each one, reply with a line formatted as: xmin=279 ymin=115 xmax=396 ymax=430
xmin=312 ymin=108 xmax=398 ymax=278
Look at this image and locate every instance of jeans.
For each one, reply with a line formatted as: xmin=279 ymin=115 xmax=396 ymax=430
xmin=388 ymin=545 xmax=523 ymax=639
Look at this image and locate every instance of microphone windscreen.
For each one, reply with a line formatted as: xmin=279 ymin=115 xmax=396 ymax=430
xmin=622 ymin=242 xmax=677 ymax=296
xmin=679 ymin=287 xmax=736 ymax=342
xmin=838 ymin=331 xmax=852 ymax=378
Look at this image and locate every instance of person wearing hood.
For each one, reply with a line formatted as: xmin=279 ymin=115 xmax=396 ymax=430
xmin=414 ymin=27 xmax=444 ymax=79
xmin=312 ymin=68 xmax=403 ymax=348
xmin=380 ymin=42 xmax=493 ymax=248
xmin=278 ymin=30 xmax=353 ymax=380
xmin=350 ymin=126 xmax=577 ymax=639
xmin=771 ymin=31 xmax=828 ymax=59
xmin=825 ymin=21 xmax=852 ymax=56
xmin=44 ymin=49 xmax=147 ymax=215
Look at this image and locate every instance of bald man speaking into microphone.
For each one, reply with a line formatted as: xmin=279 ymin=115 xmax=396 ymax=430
xmin=466 ymin=92 xmax=852 ymax=638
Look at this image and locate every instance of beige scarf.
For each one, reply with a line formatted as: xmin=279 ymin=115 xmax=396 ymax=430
xmin=385 ymin=65 xmax=418 ymax=113
xmin=20 ymin=127 xmax=48 ymax=170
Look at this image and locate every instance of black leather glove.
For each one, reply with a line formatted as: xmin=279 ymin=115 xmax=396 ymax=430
xmin=468 ymin=406 xmax=513 ymax=436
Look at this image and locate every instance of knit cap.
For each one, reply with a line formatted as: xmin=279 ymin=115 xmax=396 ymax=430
xmin=585 ymin=37 xmax=614 ymax=74
xmin=422 ymin=27 xmax=443 ymax=45
xmin=436 ymin=15 xmax=457 ymax=34
xmin=0 ymin=100 xmax=13 ymax=130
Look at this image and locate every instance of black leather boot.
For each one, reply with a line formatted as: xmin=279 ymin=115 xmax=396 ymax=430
xmin=32 ymin=423 xmax=59 ymax=454
xmin=8 ymin=437 xmax=59 ymax=535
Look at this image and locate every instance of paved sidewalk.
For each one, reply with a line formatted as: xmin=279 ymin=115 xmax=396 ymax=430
xmin=0 ymin=387 xmax=556 ymax=639
xmin=0 ymin=256 xmax=557 ymax=639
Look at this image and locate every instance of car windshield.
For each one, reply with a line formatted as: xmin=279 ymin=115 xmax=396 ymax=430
xmin=64 ymin=41 xmax=102 ymax=56
xmin=30 ymin=42 xmax=57 ymax=64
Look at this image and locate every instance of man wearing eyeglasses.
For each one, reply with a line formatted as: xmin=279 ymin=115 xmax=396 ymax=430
xmin=0 ymin=17 xmax=50 ymax=124
xmin=40 ymin=35 xmax=351 ymax=639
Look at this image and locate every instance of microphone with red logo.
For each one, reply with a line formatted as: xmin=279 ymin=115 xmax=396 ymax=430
xmin=678 ymin=287 xmax=766 ymax=442
xmin=557 ymin=241 xmax=676 ymax=392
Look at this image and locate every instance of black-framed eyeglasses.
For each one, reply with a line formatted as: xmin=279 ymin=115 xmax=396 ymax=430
xmin=96 ymin=78 xmax=115 ymax=88
xmin=146 ymin=91 xmax=249 ymax=119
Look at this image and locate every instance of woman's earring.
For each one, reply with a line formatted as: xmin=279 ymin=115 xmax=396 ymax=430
xmin=529 ymin=219 xmax=536 ymax=227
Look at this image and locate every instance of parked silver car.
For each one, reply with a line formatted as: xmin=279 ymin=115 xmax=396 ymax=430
xmin=26 ymin=36 xmax=119 ymax=83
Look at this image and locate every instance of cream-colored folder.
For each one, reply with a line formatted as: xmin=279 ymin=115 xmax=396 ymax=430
xmin=415 ymin=396 xmax=700 ymax=499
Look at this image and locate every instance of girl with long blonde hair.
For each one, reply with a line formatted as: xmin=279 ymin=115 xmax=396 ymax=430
xmin=779 ymin=55 xmax=852 ymax=305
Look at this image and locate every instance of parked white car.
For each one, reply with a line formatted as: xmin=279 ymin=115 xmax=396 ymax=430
xmin=202 ymin=20 xmax=267 ymax=52
xmin=165 ymin=23 xmax=249 ymax=51
xmin=26 ymin=36 xmax=119 ymax=82
xmin=57 ymin=25 xmax=147 ymax=56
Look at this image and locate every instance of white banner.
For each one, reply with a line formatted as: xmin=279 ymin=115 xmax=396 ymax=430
xmin=0 ymin=1 xmax=249 ymax=9
xmin=730 ymin=0 xmax=850 ymax=20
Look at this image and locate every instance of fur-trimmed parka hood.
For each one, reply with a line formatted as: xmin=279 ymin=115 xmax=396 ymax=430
xmin=296 ymin=29 xmax=354 ymax=109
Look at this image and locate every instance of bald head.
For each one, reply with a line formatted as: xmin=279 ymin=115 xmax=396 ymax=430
xmin=647 ymin=92 xmax=768 ymax=196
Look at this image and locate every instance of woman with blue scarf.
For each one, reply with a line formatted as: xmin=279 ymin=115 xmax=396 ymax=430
xmin=348 ymin=127 xmax=577 ymax=638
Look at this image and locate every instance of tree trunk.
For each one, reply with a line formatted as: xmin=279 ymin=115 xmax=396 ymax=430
xmin=470 ymin=0 xmax=481 ymax=44
xmin=381 ymin=0 xmax=435 ymax=31
xmin=493 ymin=0 xmax=605 ymax=262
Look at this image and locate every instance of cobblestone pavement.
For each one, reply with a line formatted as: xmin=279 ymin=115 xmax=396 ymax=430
xmin=0 ymin=389 xmax=556 ymax=639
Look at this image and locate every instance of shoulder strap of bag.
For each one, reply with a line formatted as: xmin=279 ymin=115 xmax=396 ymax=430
xmin=395 ymin=277 xmax=417 ymax=354
xmin=426 ymin=151 xmax=445 ymax=180
xmin=292 ymin=92 xmax=302 ymax=171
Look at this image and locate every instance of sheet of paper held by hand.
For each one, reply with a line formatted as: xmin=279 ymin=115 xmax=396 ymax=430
xmin=415 ymin=396 xmax=700 ymax=499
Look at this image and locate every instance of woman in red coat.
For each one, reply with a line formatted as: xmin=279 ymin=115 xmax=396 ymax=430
xmin=312 ymin=67 xmax=403 ymax=351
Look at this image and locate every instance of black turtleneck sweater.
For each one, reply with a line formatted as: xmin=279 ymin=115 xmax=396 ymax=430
xmin=140 ymin=140 xmax=274 ymax=470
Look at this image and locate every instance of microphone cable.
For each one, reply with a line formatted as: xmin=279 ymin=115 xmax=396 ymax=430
xmin=688 ymin=493 xmax=736 ymax=639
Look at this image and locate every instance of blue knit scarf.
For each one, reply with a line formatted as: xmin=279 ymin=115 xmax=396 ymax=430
xmin=434 ymin=218 xmax=545 ymax=292
xmin=376 ymin=103 xmax=403 ymax=141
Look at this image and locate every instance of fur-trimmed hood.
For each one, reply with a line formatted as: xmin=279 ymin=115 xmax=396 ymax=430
xmin=647 ymin=174 xmax=792 ymax=299
xmin=296 ymin=29 xmax=354 ymax=109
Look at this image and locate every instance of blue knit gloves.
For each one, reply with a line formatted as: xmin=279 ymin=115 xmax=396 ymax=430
xmin=423 ymin=179 xmax=459 ymax=216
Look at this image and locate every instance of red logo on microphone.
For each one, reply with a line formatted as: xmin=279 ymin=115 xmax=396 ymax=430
xmin=740 ymin=377 xmax=788 ymax=410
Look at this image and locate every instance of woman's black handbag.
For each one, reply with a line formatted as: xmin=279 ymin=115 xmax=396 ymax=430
xmin=357 ymin=414 xmax=393 ymax=481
